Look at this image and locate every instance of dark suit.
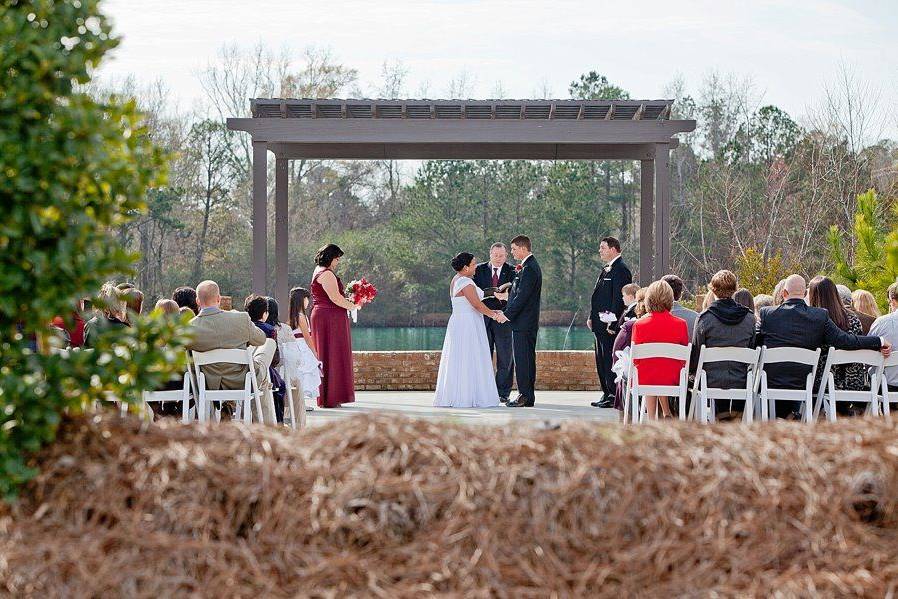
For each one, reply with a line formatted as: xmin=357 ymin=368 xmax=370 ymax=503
xmin=473 ymin=261 xmax=516 ymax=398
xmin=504 ymin=255 xmax=542 ymax=405
xmin=589 ymin=257 xmax=632 ymax=398
xmin=757 ymin=298 xmax=882 ymax=416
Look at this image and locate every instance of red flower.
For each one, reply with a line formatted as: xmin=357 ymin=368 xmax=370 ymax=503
xmin=515 ymin=263 xmax=523 ymax=273
xmin=346 ymin=278 xmax=378 ymax=305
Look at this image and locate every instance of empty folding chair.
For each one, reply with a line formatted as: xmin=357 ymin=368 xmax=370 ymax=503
xmin=755 ymin=346 xmax=821 ymax=422
xmin=624 ymin=342 xmax=692 ymax=423
xmin=191 ymin=348 xmax=263 ymax=424
xmin=691 ymin=346 xmax=761 ymax=424
xmin=142 ymin=371 xmax=194 ymax=423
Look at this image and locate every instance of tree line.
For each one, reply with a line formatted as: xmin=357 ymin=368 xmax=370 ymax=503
xmin=111 ymin=45 xmax=898 ymax=324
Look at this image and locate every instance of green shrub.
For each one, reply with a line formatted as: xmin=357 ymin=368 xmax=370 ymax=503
xmin=0 ymin=0 xmax=187 ymax=499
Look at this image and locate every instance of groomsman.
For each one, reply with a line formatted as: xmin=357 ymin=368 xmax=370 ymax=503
xmin=473 ymin=242 xmax=516 ymax=402
xmin=587 ymin=237 xmax=632 ymax=408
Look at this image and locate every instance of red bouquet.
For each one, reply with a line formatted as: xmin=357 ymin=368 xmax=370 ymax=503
xmin=346 ymin=278 xmax=378 ymax=306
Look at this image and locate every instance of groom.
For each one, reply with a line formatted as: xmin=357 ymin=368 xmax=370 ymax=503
xmin=503 ymin=235 xmax=542 ymax=408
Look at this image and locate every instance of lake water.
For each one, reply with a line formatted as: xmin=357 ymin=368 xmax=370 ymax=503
xmin=351 ymin=326 xmax=595 ymax=351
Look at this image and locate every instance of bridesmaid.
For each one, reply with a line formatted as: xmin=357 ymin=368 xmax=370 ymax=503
xmin=310 ymin=244 xmax=361 ymax=408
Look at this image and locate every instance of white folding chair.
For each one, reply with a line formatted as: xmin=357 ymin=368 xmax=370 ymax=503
xmin=624 ymin=342 xmax=692 ymax=423
xmin=191 ymin=348 xmax=263 ymax=424
xmin=691 ymin=346 xmax=761 ymax=424
xmin=879 ymin=353 xmax=898 ymax=419
xmin=813 ymin=349 xmax=883 ymax=421
xmin=755 ymin=346 xmax=821 ymax=422
xmin=142 ymin=371 xmax=194 ymax=423
xmin=278 ymin=362 xmax=304 ymax=430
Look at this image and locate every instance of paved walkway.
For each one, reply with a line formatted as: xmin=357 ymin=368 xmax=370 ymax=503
xmin=304 ymin=391 xmax=619 ymax=427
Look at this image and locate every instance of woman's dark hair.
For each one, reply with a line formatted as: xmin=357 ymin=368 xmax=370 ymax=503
xmin=244 ymin=294 xmax=269 ymax=321
xmin=451 ymin=252 xmax=475 ymax=272
xmin=172 ymin=286 xmax=199 ymax=315
xmin=264 ymin=297 xmax=280 ymax=326
xmin=289 ymin=287 xmax=312 ymax=329
xmin=315 ymin=243 xmax=344 ymax=267
xmin=808 ymin=276 xmax=848 ymax=330
xmin=733 ymin=288 xmax=755 ymax=312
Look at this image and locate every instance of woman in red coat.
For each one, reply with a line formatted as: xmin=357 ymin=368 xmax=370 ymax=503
xmin=631 ymin=279 xmax=689 ymax=419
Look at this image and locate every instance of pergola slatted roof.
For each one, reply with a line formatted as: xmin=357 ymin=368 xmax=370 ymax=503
xmin=250 ymin=98 xmax=674 ymax=121
xmin=228 ymin=97 xmax=695 ymax=308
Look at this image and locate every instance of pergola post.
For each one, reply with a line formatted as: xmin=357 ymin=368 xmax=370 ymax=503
xmin=653 ymin=143 xmax=671 ymax=276
xmin=251 ymin=140 xmax=269 ymax=295
xmin=274 ymin=156 xmax=289 ymax=312
xmin=639 ymin=159 xmax=654 ymax=284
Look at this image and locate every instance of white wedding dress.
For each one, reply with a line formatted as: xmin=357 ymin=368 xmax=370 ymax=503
xmin=433 ymin=276 xmax=501 ymax=408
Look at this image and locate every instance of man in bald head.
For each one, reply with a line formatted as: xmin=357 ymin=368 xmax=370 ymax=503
xmin=187 ymin=280 xmax=278 ymax=424
xmin=757 ymin=274 xmax=890 ymax=418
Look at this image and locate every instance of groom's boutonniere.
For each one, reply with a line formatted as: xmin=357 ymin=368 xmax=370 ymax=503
xmin=515 ymin=263 xmax=523 ymax=273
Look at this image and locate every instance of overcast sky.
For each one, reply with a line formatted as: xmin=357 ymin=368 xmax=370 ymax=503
xmin=100 ymin=0 xmax=898 ymax=136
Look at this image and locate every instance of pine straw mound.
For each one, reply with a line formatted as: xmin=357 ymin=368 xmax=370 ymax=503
xmin=2 ymin=416 xmax=898 ymax=598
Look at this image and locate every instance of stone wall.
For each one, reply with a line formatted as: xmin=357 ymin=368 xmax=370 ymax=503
xmin=353 ymin=350 xmax=599 ymax=391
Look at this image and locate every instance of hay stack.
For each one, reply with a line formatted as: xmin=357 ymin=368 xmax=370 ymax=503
xmin=2 ymin=414 xmax=898 ymax=597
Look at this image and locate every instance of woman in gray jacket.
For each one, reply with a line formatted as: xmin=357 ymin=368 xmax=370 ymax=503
xmin=690 ymin=270 xmax=756 ymax=415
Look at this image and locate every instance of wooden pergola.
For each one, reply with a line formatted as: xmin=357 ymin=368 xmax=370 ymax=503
xmin=227 ymin=98 xmax=696 ymax=309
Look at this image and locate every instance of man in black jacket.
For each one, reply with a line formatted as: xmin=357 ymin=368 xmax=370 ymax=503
xmin=503 ymin=235 xmax=542 ymax=407
xmin=473 ymin=242 xmax=516 ymax=402
xmin=587 ymin=237 xmax=632 ymax=408
xmin=757 ymin=274 xmax=890 ymax=418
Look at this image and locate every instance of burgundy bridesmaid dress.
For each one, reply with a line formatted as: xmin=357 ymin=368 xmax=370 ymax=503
xmin=310 ymin=268 xmax=355 ymax=407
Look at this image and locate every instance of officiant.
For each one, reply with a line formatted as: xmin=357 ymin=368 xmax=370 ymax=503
xmin=473 ymin=242 xmax=516 ymax=403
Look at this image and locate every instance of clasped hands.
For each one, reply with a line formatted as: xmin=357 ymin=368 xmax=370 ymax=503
xmin=491 ymin=311 xmax=509 ymax=323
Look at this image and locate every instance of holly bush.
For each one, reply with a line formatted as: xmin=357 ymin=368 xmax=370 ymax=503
xmin=0 ymin=0 xmax=188 ymax=499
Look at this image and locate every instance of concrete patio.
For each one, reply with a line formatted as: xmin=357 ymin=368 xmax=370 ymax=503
xmin=303 ymin=391 xmax=620 ymax=427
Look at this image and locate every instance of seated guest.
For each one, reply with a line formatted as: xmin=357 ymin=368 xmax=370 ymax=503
xmin=611 ymin=288 xmax=646 ymax=412
xmin=733 ymin=288 xmax=755 ymax=313
xmin=809 ymin=277 xmax=868 ymax=400
xmin=51 ymin=299 xmax=87 ymax=348
xmin=869 ymin=283 xmax=898 ymax=411
xmin=690 ymin=271 xmax=756 ymax=416
xmin=244 ymin=294 xmax=286 ymax=423
xmin=617 ymin=283 xmax=641 ymax=323
xmin=631 ymin=280 xmax=689 ymax=419
xmin=757 ymin=274 xmax=888 ymax=419
xmin=833 ymin=284 xmax=873 ymax=334
xmin=700 ymin=289 xmax=715 ymax=312
xmin=852 ymin=289 xmax=881 ymax=321
xmin=187 ymin=281 xmax=277 ymax=424
xmin=154 ymin=298 xmax=180 ymax=315
xmin=172 ymin=286 xmax=200 ymax=316
xmin=772 ymin=279 xmax=787 ymax=306
xmin=753 ymin=294 xmax=774 ymax=318
xmin=120 ymin=286 xmax=144 ymax=325
xmin=83 ymin=282 xmax=129 ymax=347
xmin=662 ymin=274 xmax=698 ymax=338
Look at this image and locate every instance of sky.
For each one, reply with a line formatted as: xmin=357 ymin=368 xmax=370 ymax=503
xmin=99 ymin=0 xmax=898 ymax=137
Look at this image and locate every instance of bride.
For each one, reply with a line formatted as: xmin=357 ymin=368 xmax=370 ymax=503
xmin=434 ymin=252 xmax=509 ymax=408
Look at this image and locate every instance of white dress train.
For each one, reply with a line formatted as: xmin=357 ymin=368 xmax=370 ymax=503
xmin=433 ymin=276 xmax=501 ymax=408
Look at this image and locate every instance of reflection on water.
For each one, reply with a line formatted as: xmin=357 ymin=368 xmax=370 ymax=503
xmin=351 ymin=326 xmax=595 ymax=351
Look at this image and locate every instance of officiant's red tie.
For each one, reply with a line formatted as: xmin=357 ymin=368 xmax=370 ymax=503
xmin=492 ymin=268 xmax=499 ymax=287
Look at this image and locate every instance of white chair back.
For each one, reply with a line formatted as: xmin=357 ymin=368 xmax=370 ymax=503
xmin=756 ymin=346 xmax=821 ymax=422
xmin=142 ymin=371 xmax=194 ymax=423
xmin=624 ymin=342 xmax=692 ymax=423
xmin=691 ymin=346 xmax=760 ymax=424
xmin=814 ymin=348 xmax=883 ymax=421
xmin=880 ymin=353 xmax=898 ymax=418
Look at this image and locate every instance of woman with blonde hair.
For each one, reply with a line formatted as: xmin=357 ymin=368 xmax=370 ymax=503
xmin=852 ymin=289 xmax=881 ymax=319
xmin=631 ymin=280 xmax=689 ymax=419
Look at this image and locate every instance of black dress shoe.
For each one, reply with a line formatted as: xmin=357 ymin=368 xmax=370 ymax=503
xmin=499 ymin=396 xmax=509 ymax=404
xmin=507 ymin=397 xmax=529 ymax=408
xmin=591 ymin=398 xmax=614 ymax=408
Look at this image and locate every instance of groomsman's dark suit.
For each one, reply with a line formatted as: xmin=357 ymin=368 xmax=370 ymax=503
xmin=590 ymin=256 xmax=632 ymax=401
xmin=473 ymin=260 xmax=516 ymax=400
xmin=504 ymin=255 xmax=542 ymax=407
